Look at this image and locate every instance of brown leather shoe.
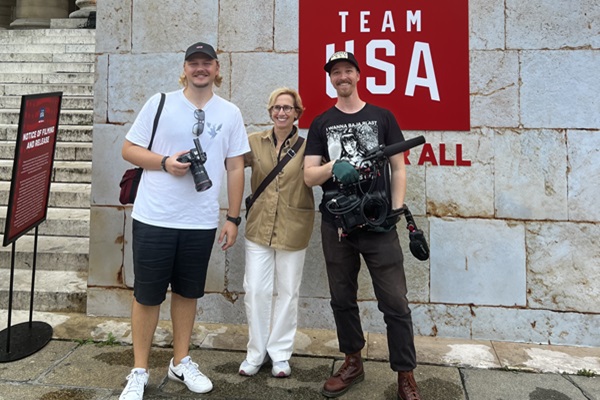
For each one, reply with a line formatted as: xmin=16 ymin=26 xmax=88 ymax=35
xmin=321 ymin=352 xmax=365 ymax=398
xmin=398 ymin=370 xmax=421 ymax=400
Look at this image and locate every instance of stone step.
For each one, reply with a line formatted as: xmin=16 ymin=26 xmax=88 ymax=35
xmin=0 ymin=141 xmax=92 ymax=161
xmin=0 ymin=62 xmax=93 ymax=74
xmin=0 ymin=235 xmax=88 ymax=272
xmin=0 ymin=28 xmax=95 ymax=38
xmin=0 ymin=181 xmax=91 ymax=208
xmin=0 ymin=160 xmax=91 ymax=183
xmin=0 ymin=269 xmax=86 ymax=312
xmin=0 ymin=206 xmax=89 ymax=238
xmin=0 ymin=72 xmax=95 ymax=84
xmin=0 ymin=109 xmax=93 ymax=125
xmin=0 ymin=33 xmax=96 ymax=45
xmin=0 ymin=124 xmax=92 ymax=142
xmin=1 ymin=83 xmax=93 ymax=96
xmin=0 ymin=53 xmax=95 ymax=64
xmin=0 ymin=43 xmax=95 ymax=55
xmin=0 ymin=95 xmax=94 ymax=110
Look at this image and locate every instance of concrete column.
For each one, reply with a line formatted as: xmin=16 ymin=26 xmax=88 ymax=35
xmin=0 ymin=0 xmax=16 ymax=29
xmin=69 ymin=0 xmax=95 ymax=18
xmin=10 ymin=0 xmax=69 ymax=29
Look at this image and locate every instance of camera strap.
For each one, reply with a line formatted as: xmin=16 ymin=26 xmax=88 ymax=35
xmin=147 ymin=93 xmax=165 ymax=151
xmin=246 ymin=136 xmax=305 ymax=216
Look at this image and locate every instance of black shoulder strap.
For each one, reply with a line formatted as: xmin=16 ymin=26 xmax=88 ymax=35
xmin=247 ymin=136 xmax=305 ymax=209
xmin=147 ymin=93 xmax=165 ymax=150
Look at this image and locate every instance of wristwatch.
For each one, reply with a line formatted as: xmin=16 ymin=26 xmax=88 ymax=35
xmin=226 ymin=214 xmax=242 ymax=226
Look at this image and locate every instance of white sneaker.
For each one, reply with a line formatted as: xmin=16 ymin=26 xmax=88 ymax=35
xmin=271 ymin=360 xmax=291 ymax=378
xmin=119 ymin=368 xmax=148 ymax=400
xmin=239 ymin=359 xmax=264 ymax=376
xmin=167 ymin=356 xmax=213 ymax=394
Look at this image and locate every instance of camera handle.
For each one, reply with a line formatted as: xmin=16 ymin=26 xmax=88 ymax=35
xmin=193 ymin=138 xmax=207 ymax=163
xmin=402 ymin=205 xmax=430 ymax=261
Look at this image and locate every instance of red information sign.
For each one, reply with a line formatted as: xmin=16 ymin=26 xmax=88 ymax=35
xmin=299 ymin=1 xmax=470 ymax=131
xmin=3 ymin=93 xmax=62 ymax=246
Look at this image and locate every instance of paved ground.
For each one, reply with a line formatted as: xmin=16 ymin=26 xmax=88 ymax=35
xmin=1 ymin=311 xmax=600 ymax=399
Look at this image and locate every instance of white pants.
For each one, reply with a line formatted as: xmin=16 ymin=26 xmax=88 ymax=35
xmin=243 ymin=239 xmax=306 ymax=364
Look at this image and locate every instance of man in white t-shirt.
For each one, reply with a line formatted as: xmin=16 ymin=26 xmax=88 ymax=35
xmin=119 ymin=42 xmax=249 ymax=400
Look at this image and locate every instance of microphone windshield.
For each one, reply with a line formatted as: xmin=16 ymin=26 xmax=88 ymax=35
xmin=382 ymin=136 xmax=426 ymax=158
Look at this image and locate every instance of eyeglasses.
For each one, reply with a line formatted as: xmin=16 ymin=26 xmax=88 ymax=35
xmin=271 ymin=105 xmax=295 ymax=114
xmin=193 ymin=109 xmax=205 ymax=136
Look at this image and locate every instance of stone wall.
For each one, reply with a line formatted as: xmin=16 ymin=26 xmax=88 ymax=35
xmin=89 ymin=0 xmax=600 ymax=346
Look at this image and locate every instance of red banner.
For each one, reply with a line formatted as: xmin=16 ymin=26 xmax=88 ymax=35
xmin=299 ymin=0 xmax=470 ymax=131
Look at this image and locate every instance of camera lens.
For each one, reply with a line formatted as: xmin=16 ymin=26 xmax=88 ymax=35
xmin=190 ymin=164 xmax=212 ymax=192
xmin=362 ymin=194 xmax=387 ymax=226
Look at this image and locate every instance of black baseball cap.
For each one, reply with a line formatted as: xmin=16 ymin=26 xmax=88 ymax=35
xmin=185 ymin=42 xmax=218 ymax=61
xmin=324 ymin=51 xmax=360 ymax=73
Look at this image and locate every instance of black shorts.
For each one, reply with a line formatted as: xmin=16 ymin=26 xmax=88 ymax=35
xmin=132 ymin=219 xmax=217 ymax=306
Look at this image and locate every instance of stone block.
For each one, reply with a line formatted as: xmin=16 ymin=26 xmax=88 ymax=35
xmin=430 ymin=218 xmax=526 ymax=306
xmin=213 ymin=51 xmax=232 ymax=100
xmin=222 ymin=212 xmax=245 ymax=293
xmin=231 ymin=52 xmax=299 ymax=126
xmin=297 ymin=296 xmax=337 ymax=331
xmin=93 ymin=54 xmax=107 ymax=124
xmin=219 ymin=0 xmax=273 ymax=51
xmin=521 ymin=51 xmax=600 ymax=129
xmin=107 ymin=53 xmax=181 ymax=124
xmin=469 ymin=0 xmax=505 ymax=50
xmin=95 ymin=0 xmax=131 ymax=53
xmin=471 ymin=307 xmax=600 ymax=347
xmin=411 ymin=304 xmax=473 ymax=339
xmin=206 ymin=213 xmax=229 ymax=292
xmin=299 ymin=217 xmax=330 ymax=298
xmin=90 ymin=124 xmax=131 ymax=206
xmin=526 ymin=222 xmax=600 ymax=313
xmin=567 ymin=130 xmax=600 ymax=221
xmin=132 ymin=0 xmax=218 ymax=54
xmin=195 ymin=292 xmax=246 ymax=324
xmin=470 ymin=51 xmax=519 ymax=128
xmin=506 ymin=0 xmax=600 ymax=49
xmin=425 ymin=129 xmax=494 ymax=218
xmin=275 ymin=0 xmax=298 ymax=52
xmin=218 ymin=163 xmax=252 ymax=210
xmin=405 ymin=134 xmax=427 ymax=216
xmin=495 ymin=129 xmax=568 ymax=220
xmin=87 ymin=206 xmax=125 ymax=287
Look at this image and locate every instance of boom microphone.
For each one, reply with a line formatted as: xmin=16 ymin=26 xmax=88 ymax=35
xmin=382 ymin=136 xmax=426 ymax=158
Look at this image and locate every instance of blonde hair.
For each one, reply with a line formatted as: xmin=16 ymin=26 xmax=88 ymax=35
xmin=178 ymin=60 xmax=223 ymax=88
xmin=267 ymin=87 xmax=305 ymax=120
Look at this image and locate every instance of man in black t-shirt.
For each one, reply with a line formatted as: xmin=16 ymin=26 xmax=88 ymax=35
xmin=304 ymin=51 xmax=421 ymax=400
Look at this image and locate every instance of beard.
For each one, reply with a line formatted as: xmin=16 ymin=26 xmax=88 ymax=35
xmin=190 ymin=80 xmax=211 ymax=89
xmin=188 ymin=74 xmax=212 ymax=89
xmin=335 ymin=81 xmax=355 ymax=97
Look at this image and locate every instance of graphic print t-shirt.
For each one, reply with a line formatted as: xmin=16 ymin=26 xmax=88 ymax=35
xmin=305 ymin=103 xmax=405 ymax=220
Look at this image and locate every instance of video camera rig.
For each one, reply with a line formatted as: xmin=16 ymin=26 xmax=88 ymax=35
xmin=325 ymin=135 xmax=429 ymax=260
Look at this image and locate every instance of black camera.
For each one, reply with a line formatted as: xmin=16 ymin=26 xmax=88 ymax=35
xmin=177 ymin=137 xmax=212 ymax=192
xmin=325 ymin=188 xmax=391 ymax=233
xmin=325 ymin=136 xmax=426 ymax=234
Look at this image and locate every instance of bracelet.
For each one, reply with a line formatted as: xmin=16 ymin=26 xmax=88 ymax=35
xmin=161 ymin=155 xmax=169 ymax=172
